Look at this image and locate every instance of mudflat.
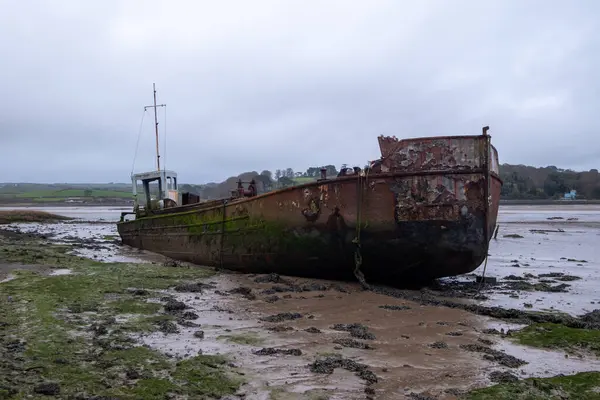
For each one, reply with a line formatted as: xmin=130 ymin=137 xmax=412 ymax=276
xmin=1 ymin=204 xmax=599 ymax=399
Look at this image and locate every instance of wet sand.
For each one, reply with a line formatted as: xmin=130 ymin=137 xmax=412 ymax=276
xmin=2 ymin=204 xmax=600 ymax=399
xmin=132 ymin=268 xmax=600 ymax=399
xmin=141 ymin=274 xmax=491 ymax=399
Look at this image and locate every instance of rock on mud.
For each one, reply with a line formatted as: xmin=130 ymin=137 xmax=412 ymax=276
xmin=379 ymin=304 xmax=411 ymax=311
xmin=126 ymin=369 xmax=141 ymax=380
xmin=157 ymin=320 xmax=180 ymax=334
xmin=581 ymin=309 xmax=600 ymax=324
xmin=309 ymin=355 xmax=378 ymax=385
xmin=264 ymin=295 xmax=280 ymax=303
xmin=229 ymin=286 xmax=256 ymax=300
xmin=193 ymin=331 xmax=205 ymax=339
xmin=180 ymin=311 xmax=199 ymax=320
xmin=482 ymin=328 xmax=502 ymax=335
xmin=260 ymin=312 xmax=303 ymax=323
xmin=174 ymin=282 xmax=212 ymax=293
xmin=333 ymin=338 xmax=374 ymax=350
xmin=304 ymin=327 xmax=321 ymax=334
xmin=489 ymin=370 xmax=519 ymax=383
xmin=331 ymin=323 xmax=376 ymax=340
xmin=254 ymin=273 xmax=292 ymax=285
xmin=178 ymin=320 xmax=201 ymax=328
xmin=33 ymin=382 xmax=60 ymax=395
xmin=428 ymin=341 xmax=448 ymax=349
xmin=164 ymin=300 xmax=187 ymax=312
xmin=127 ymin=288 xmax=150 ymax=296
xmin=253 ymin=347 xmax=302 ymax=356
xmin=89 ymin=322 xmax=109 ymax=336
xmin=460 ymin=344 xmax=527 ymax=368
xmin=301 ymin=282 xmax=330 ymax=291
xmin=504 ymin=275 xmax=527 ymax=281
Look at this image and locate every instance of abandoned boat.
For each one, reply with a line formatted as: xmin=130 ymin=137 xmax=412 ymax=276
xmin=117 ymin=87 xmax=502 ymax=284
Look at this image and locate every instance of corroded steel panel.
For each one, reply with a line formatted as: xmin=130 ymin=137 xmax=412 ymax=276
xmin=378 ymin=135 xmax=487 ymax=172
xmin=391 ymin=174 xmax=485 ymax=222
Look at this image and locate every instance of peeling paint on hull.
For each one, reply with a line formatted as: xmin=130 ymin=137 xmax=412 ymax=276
xmin=117 ymin=134 xmax=501 ymax=285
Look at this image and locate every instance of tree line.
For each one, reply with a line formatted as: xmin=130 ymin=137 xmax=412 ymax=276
xmin=500 ymin=164 xmax=600 ymax=199
xmin=179 ymin=165 xmax=341 ymax=199
xmin=179 ymin=163 xmax=600 ymax=200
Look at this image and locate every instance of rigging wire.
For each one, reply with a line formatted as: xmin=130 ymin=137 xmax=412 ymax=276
xmin=131 ymin=109 xmax=147 ymax=176
xmin=163 ymin=105 xmax=167 ymax=174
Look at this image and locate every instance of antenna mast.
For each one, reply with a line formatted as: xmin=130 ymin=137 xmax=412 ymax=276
xmin=144 ymin=83 xmax=166 ymax=171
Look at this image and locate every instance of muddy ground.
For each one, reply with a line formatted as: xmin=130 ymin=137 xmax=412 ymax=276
xmin=1 ymin=205 xmax=600 ymax=399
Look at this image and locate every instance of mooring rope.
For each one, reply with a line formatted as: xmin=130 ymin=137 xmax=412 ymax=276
xmin=353 ymin=167 xmax=371 ymax=290
xmin=475 ymin=253 xmax=490 ymax=295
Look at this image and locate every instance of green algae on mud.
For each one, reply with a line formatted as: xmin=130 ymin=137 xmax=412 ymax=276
xmin=511 ymin=323 xmax=600 ymax=356
xmin=218 ymin=332 xmax=265 ymax=346
xmin=0 ymin=233 xmax=242 ymax=399
xmin=466 ymin=372 xmax=600 ymax=400
xmin=0 ymin=210 xmax=71 ymax=224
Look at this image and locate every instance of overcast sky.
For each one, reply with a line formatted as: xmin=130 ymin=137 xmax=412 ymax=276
xmin=1 ymin=0 xmax=598 ymax=183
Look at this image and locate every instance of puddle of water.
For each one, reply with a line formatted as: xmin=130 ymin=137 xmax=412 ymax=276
xmin=482 ymin=319 xmax=527 ymax=333
xmin=0 ymin=274 xmax=15 ymax=283
xmin=2 ymin=221 xmax=167 ymax=264
xmin=48 ymin=268 xmax=72 ymax=276
xmin=466 ymin=206 xmax=600 ymax=317
xmin=0 ymin=205 xmax=126 ymax=221
xmin=496 ymin=339 xmax=600 ymax=379
xmin=473 ymin=316 xmax=600 ymax=383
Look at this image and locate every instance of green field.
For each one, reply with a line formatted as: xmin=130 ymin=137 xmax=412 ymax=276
xmin=12 ymin=189 xmax=132 ymax=199
xmin=0 ymin=176 xmax=316 ymax=205
xmin=0 ymin=184 xmax=133 ymax=204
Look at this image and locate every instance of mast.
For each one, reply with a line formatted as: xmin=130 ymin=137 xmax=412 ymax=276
xmin=144 ymin=83 xmax=166 ymax=172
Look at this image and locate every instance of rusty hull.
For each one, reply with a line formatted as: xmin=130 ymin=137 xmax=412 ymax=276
xmin=117 ymin=134 xmax=501 ymax=285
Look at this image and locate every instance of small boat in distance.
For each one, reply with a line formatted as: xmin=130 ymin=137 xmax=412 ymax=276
xmin=117 ymin=85 xmax=502 ymax=285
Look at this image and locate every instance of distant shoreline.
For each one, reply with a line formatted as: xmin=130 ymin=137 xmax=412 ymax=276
xmin=0 ymin=202 xmax=132 ymax=208
xmin=500 ymin=199 xmax=600 ymax=205
xmin=2 ymin=199 xmax=600 ymax=208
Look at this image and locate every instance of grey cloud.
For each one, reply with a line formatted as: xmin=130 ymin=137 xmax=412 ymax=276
xmin=1 ymin=0 xmax=599 ymax=183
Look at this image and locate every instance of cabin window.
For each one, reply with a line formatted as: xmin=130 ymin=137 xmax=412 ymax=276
xmin=166 ymin=177 xmax=172 ymax=190
xmin=173 ymin=177 xmax=177 ymax=190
